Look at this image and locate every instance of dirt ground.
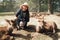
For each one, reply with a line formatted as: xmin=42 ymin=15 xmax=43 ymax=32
xmin=0 ymin=14 xmax=60 ymax=40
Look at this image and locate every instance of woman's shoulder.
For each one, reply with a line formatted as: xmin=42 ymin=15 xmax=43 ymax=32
xmin=18 ymin=9 xmax=22 ymax=11
xmin=17 ymin=9 xmax=22 ymax=12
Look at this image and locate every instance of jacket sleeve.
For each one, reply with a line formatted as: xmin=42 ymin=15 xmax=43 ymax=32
xmin=16 ymin=9 xmax=21 ymax=17
xmin=26 ymin=11 xmax=30 ymax=22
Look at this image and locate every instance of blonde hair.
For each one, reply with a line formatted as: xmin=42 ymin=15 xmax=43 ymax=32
xmin=20 ymin=2 xmax=29 ymax=9
xmin=21 ymin=5 xmax=29 ymax=9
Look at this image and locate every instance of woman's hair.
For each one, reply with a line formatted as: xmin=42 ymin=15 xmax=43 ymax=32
xmin=20 ymin=5 xmax=29 ymax=10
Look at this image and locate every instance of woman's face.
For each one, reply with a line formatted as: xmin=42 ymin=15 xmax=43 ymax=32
xmin=22 ymin=5 xmax=28 ymax=11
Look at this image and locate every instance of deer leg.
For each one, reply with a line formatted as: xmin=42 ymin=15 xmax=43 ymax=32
xmin=53 ymin=28 xmax=56 ymax=33
xmin=36 ymin=26 xmax=40 ymax=32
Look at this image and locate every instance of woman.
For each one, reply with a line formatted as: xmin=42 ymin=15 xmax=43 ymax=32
xmin=16 ymin=2 xmax=30 ymax=30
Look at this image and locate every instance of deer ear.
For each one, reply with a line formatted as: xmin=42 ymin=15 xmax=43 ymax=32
xmin=11 ymin=20 xmax=14 ymax=23
xmin=5 ymin=19 xmax=11 ymax=25
xmin=11 ymin=19 xmax=16 ymax=23
xmin=5 ymin=19 xmax=10 ymax=22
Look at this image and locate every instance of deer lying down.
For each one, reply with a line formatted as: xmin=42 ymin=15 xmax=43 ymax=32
xmin=36 ymin=15 xmax=57 ymax=33
xmin=0 ymin=19 xmax=13 ymax=34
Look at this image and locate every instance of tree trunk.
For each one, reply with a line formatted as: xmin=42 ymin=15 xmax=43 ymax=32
xmin=37 ymin=0 xmax=40 ymax=13
xmin=48 ymin=0 xmax=54 ymax=14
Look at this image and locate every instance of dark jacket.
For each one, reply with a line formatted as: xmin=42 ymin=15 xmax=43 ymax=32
xmin=16 ymin=9 xmax=30 ymax=22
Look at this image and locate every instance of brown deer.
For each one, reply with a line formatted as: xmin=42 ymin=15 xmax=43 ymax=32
xmin=36 ymin=14 xmax=57 ymax=33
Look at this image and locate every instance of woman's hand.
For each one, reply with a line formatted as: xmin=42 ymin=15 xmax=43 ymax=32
xmin=14 ymin=17 xmax=18 ymax=19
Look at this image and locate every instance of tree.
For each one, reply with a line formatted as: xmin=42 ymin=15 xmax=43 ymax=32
xmin=0 ymin=0 xmax=16 ymax=12
xmin=48 ymin=0 xmax=54 ymax=14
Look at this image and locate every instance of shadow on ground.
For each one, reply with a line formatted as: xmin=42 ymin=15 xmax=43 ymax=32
xmin=9 ymin=25 xmax=60 ymax=40
xmin=10 ymin=33 xmax=32 ymax=40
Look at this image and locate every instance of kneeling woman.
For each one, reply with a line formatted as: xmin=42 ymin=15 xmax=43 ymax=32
xmin=16 ymin=3 xmax=30 ymax=30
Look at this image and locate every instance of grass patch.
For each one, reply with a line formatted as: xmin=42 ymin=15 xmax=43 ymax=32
xmin=0 ymin=12 xmax=15 ymax=16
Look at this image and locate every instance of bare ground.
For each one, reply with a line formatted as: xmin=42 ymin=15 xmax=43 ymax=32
xmin=0 ymin=14 xmax=60 ymax=40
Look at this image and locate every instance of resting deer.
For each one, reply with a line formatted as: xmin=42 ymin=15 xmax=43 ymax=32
xmin=36 ymin=14 xmax=57 ymax=33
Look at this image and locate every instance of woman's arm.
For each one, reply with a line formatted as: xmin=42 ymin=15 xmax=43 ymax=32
xmin=26 ymin=11 xmax=30 ymax=22
xmin=16 ymin=9 xmax=21 ymax=17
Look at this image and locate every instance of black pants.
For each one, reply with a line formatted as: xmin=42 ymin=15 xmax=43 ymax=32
xmin=16 ymin=19 xmax=27 ymax=29
xmin=24 ymin=22 xmax=27 ymax=29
